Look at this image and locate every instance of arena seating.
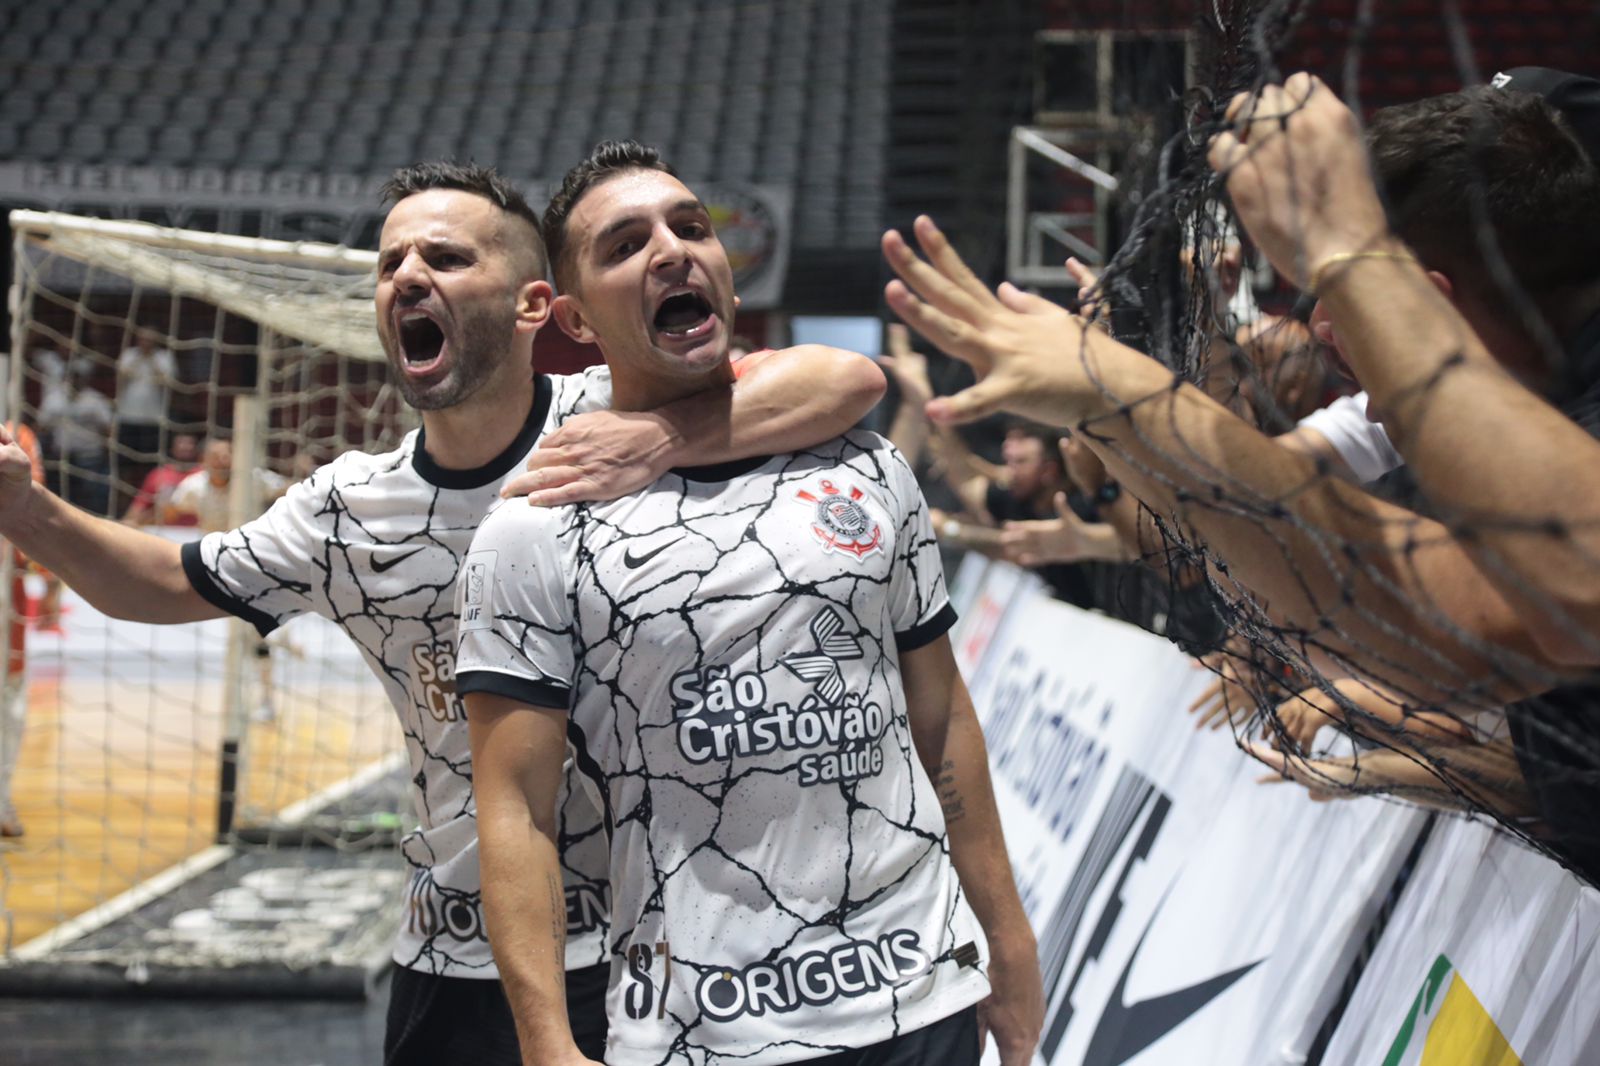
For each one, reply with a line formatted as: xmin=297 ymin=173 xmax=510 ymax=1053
xmin=0 ymin=0 xmax=891 ymax=251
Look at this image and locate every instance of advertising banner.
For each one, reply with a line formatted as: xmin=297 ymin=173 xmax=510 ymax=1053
xmin=963 ymin=568 xmax=1426 ymax=1065
xmin=1320 ymin=817 xmax=1600 ymax=1066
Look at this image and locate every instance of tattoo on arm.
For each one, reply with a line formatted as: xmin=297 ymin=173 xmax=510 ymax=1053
xmin=548 ymin=871 xmax=566 ymax=982
xmin=936 ymin=758 xmax=967 ymax=826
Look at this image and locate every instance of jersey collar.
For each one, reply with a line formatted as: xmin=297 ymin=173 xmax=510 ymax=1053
xmin=412 ymin=374 xmax=554 ymax=490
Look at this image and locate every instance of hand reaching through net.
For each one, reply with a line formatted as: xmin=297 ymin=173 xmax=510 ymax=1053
xmin=1000 ymin=492 xmax=1131 ymax=568
xmin=1187 ymin=650 xmax=1262 ymax=733
xmin=1268 ymin=677 xmax=1480 ymax=754
xmin=1206 ymin=72 xmax=1393 ymax=291
xmin=879 ymin=323 xmax=935 ymax=409
xmin=882 ymin=215 xmax=1111 ymax=429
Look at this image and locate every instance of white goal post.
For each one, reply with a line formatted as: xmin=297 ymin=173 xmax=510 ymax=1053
xmin=0 ymin=210 xmax=410 ymax=993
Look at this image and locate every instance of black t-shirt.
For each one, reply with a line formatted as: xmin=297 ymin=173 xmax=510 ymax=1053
xmin=1504 ymin=310 xmax=1600 ymax=886
xmin=985 ymin=482 xmax=1096 ymax=608
xmin=1370 ymin=309 xmax=1600 ymax=887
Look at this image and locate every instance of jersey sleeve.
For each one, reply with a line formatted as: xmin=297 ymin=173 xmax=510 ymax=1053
xmin=880 ymin=440 xmax=957 ymax=651
xmin=455 ymin=502 xmax=576 ymax=711
xmin=179 ymin=468 xmax=330 ymax=636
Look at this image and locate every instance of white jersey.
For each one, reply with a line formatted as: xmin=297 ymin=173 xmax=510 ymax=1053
xmin=456 ymin=432 xmax=989 ymax=1066
xmin=182 ymin=369 xmax=615 ymax=978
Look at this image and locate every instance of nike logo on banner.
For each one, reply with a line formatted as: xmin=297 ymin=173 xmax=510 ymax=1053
xmin=1081 ymin=905 xmax=1264 ymax=1065
xmin=372 ymin=547 xmax=425 ymax=573
xmin=623 ymin=541 xmax=672 ymax=569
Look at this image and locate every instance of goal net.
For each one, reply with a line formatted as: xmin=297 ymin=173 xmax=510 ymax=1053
xmin=0 ymin=210 xmax=412 ymax=994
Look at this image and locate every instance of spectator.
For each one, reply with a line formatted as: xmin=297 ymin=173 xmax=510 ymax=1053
xmin=1279 ymin=391 xmax=1404 ymax=484
xmin=37 ymin=364 xmax=112 ymax=517
xmin=168 ymin=438 xmax=289 ymax=535
xmin=114 ymin=328 xmax=176 ymax=499
xmin=880 ymin=73 xmax=1600 ymax=882
xmin=122 ymin=433 xmax=202 ymax=527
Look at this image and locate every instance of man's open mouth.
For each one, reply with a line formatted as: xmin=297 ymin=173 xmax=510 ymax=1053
xmin=398 ymin=314 xmax=446 ymax=367
xmin=653 ymin=292 xmax=715 ymax=337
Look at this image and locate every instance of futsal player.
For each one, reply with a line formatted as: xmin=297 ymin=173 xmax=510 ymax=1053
xmin=457 ymin=141 xmax=1042 ymax=1066
xmin=0 ymin=162 xmax=885 ymax=1063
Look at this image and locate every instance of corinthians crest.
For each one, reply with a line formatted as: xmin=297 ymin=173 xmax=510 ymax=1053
xmin=795 ymin=479 xmax=883 ymax=560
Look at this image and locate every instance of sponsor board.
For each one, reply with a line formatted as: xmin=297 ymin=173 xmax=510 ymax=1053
xmin=962 ymin=563 xmax=1426 ymax=1065
xmin=1321 ymin=817 xmax=1600 ymax=1065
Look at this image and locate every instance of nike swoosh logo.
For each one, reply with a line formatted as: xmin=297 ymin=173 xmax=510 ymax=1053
xmin=622 ymin=541 xmax=672 ymax=569
xmin=1082 ymin=900 xmax=1264 ymax=1065
xmin=371 ymin=547 xmax=425 ymax=573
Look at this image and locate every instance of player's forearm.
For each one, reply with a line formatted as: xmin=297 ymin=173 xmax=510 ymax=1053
xmin=661 ymin=345 xmax=886 ymax=465
xmin=0 ymin=482 xmax=212 ymax=623
xmin=1321 ymin=254 xmax=1600 ymax=665
xmin=477 ymin=806 xmax=585 ymax=1066
xmin=938 ymin=689 xmax=1035 ymax=962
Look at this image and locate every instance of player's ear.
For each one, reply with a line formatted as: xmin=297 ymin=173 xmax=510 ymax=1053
xmin=514 ymin=280 xmax=554 ymax=335
xmin=552 ymin=293 xmax=598 ymax=345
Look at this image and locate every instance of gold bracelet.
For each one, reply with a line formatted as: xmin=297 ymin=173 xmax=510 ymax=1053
xmin=1307 ymin=249 xmax=1420 ymax=295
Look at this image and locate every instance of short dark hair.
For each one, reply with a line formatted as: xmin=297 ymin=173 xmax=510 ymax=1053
xmin=1367 ymin=87 xmax=1600 ymax=297
xmin=380 ymin=160 xmax=547 ymax=278
xmin=542 ymin=140 xmax=678 ymax=294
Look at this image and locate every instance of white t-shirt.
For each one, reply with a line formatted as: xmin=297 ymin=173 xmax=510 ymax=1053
xmin=39 ymin=386 xmax=112 ymax=460
xmin=169 ymin=467 xmax=292 ymax=534
xmin=181 ymin=369 xmax=616 ymax=979
xmin=116 ymin=346 xmax=176 ymax=424
xmin=457 ymin=432 xmax=989 ymax=1066
xmin=1295 ymin=391 xmax=1404 ymax=485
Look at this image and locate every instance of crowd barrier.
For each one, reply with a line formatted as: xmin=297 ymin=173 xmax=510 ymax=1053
xmin=950 ymin=558 xmax=1600 ymax=1065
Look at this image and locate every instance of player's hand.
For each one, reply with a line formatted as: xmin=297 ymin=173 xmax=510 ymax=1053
xmin=978 ymin=933 xmax=1044 ymax=1066
xmin=882 ymin=215 xmax=1105 ymax=429
xmin=503 ymin=410 xmax=678 ymax=507
xmin=1207 ymin=73 xmax=1392 ymax=290
xmin=1001 ymin=492 xmax=1123 ymax=567
xmin=0 ymin=423 xmax=37 ymax=522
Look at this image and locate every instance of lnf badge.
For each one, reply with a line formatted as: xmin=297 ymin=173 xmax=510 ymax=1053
xmin=796 ymin=480 xmax=883 ymax=560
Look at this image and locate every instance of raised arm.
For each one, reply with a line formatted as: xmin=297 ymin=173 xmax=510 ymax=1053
xmin=901 ymin=634 xmax=1042 ymax=1066
xmin=1214 ymin=74 xmax=1600 ymax=666
xmin=881 ymin=216 xmax=1562 ymax=704
xmin=465 ymin=692 xmax=597 ymax=1066
xmin=509 ymin=344 xmax=887 ymax=506
xmin=0 ymin=426 xmax=216 ymax=624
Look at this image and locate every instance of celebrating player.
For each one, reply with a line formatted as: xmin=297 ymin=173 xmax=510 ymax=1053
xmin=0 ymin=162 xmax=885 ymax=1064
xmin=457 ymin=141 xmax=1042 ymax=1066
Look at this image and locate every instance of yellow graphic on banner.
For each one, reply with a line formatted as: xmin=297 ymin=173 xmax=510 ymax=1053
xmin=1383 ymin=954 xmax=1523 ymax=1066
xmin=1419 ymin=976 xmax=1522 ymax=1066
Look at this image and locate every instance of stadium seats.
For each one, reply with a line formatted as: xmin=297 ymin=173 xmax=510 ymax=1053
xmin=5 ymin=0 xmax=892 ymax=252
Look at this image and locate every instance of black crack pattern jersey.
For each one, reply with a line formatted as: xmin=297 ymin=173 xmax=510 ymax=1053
xmin=180 ymin=369 xmax=614 ymax=979
xmin=455 ymin=432 xmax=989 ymax=1066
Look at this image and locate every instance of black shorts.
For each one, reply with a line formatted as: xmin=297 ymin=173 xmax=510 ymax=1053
xmin=802 ymin=1005 xmax=980 ymax=1066
xmin=383 ymin=961 xmax=610 ymax=1065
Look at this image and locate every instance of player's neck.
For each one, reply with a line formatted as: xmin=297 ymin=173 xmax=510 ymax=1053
xmin=420 ymin=373 xmax=536 ymax=471
xmin=610 ymin=361 xmax=736 ymax=414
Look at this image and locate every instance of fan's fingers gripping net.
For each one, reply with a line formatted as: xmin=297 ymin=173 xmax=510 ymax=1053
xmin=1056 ymin=3 xmax=1600 ymax=887
xmin=0 ymin=211 xmax=412 ymax=990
